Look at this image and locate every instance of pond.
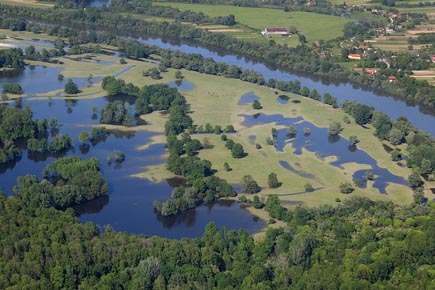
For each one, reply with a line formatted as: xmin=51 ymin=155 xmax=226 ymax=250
xmin=167 ymin=80 xmax=195 ymax=91
xmin=238 ymin=92 xmax=260 ymax=105
xmin=239 ymin=112 xmax=407 ymax=194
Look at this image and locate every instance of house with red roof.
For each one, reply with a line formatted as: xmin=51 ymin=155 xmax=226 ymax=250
xmin=348 ymin=54 xmax=361 ymax=60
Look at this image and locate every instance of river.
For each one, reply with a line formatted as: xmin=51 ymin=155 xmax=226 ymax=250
xmin=141 ymin=37 xmax=435 ymax=137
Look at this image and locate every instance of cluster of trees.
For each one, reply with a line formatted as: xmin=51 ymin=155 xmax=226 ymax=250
xmin=2 ymin=83 xmax=22 ymax=94
xmin=109 ymin=0 xmax=237 ymax=25
xmin=194 ymin=123 xmax=235 ymax=134
xmin=100 ymin=100 xmax=135 ymax=127
xmin=27 ymin=134 xmax=74 ymax=152
xmin=64 ymin=79 xmax=80 ymax=95
xmin=149 ymin=85 xmax=236 ymax=215
xmin=102 ymin=76 xmax=140 ymax=96
xmin=223 ymin=137 xmax=247 ymax=159
xmin=0 ymin=48 xmax=24 ymax=69
xmin=0 ymin=106 xmax=46 ymax=164
xmin=14 ymin=156 xmax=108 ymax=209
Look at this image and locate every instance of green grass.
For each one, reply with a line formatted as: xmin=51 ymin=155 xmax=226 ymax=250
xmin=155 ymin=2 xmax=349 ymax=43
xmin=125 ymin=67 xmax=413 ymax=207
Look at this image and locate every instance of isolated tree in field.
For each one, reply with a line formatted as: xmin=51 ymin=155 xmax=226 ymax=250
xmin=339 ymin=182 xmax=354 ymax=194
xmin=328 ymin=121 xmax=342 ymax=136
xmin=304 ymin=183 xmax=314 ymax=192
xmin=224 ymin=162 xmax=231 ymax=172
xmin=252 ymin=99 xmax=262 ymax=110
xmin=231 ymin=143 xmax=246 ymax=158
xmin=349 ymin=135 xmax=360 ymax=146
xmin=64 ymin=79 xmax=80 ymax=94
xmin=241 ymin=175 xmax=260 ymax=194
xmin=175 ymin=70 xmax=183 ymax=79
xmin=268 ymin=172 xmax=281 ymax=188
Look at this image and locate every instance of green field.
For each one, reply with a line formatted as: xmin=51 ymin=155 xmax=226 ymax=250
xmin=155 ymin=2 xmax=349 ymax=44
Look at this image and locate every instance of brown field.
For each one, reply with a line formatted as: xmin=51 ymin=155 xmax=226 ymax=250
xmin=412 ymin=70 xmax=435 ymax=85
xmin=0 ymin=0 xmax=53 ymax=7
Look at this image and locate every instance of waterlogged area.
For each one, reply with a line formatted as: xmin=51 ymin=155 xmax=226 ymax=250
xmin=0 ymin=65 xmax=98 ymax=95
xmin=141 ymin=37 xmax=435 ymax=137
xmin=240 ymin=112 xmax=407 ymax=194
xmin=0 ymin=70 xmax=265 ymax=239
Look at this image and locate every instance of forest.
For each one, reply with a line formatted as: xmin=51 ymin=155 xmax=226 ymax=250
xmin=3 ymin=186 xmax=435 ymax=289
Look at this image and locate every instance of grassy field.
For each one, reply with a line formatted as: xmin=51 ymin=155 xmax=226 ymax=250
xmin=155 ymin=2 xmax=349 ymax=45
xmin=4 ymin=29 xmax=414 ymax=212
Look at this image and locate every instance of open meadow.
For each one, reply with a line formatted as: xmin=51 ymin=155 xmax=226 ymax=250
xmin=155 ymin=2 xmax=349 ymax=45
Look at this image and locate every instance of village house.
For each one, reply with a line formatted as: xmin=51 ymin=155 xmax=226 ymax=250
xmin=431 ymin=55 xmax=435 ymax=63
xmin=388 ymin=76 xmax=398 ymax=84
xmin=348 ymin=53 xmax=361 ymax=60
xmin=261 ymin=28 xmax=289 ymax=37
xmin=366 ymin=69 xmax=376 ymax=75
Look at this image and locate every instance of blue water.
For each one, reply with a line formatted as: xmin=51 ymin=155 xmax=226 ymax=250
xmin=167 ymin=80 xmax=195 ymax=91
xmin=238 ymin=92 xmax=260 ymax=105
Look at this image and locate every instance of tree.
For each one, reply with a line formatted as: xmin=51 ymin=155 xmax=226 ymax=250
xmin=329 ymin=121 xmax=342 ymax=135
xmin=252 ymin=195 xmax=264 ymax=209
xmin=304 ymin=183 xmax=314 ymax=192
xmin=408 ymin=172 xmax=424 ymax=189
xmin=224 ymin=162 xmax=231 ymax=172
xmin=241 ymin=175 xmax=260 ymax=194
xmin=349 ymin=135 xmax=360 ymax=146
xmin=231 ymin=143 xmax=246 ymax=158
xmin=64 ymin=79 xmax=80 ymax=95
xmin=175 ymin=70 xmax=183 ymax=79
xmin=2 ymin=83 xmax=23 ymax=94
xmin=413 ymin=187 xmax=426 ymax=205
xmin=252 ymin=99 xmax=262 ymax=110
xmin=79 ymin=131 xmax=89 ymax=143
xmin=391 ymin=149 xmax=401 ymax=161
xmin=339 ymin=182 xmax=354 ymax=194
xmin=268 ymin=173 xmax=280 ymax=188
xmin=388 ymin=128 xmax=404 ymax=145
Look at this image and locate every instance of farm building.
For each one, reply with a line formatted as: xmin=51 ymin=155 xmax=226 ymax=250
xmin=261 ymin=28 xmax=289 ymax=36
xmin=348 ymin=54 xmax=361 ymax=60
